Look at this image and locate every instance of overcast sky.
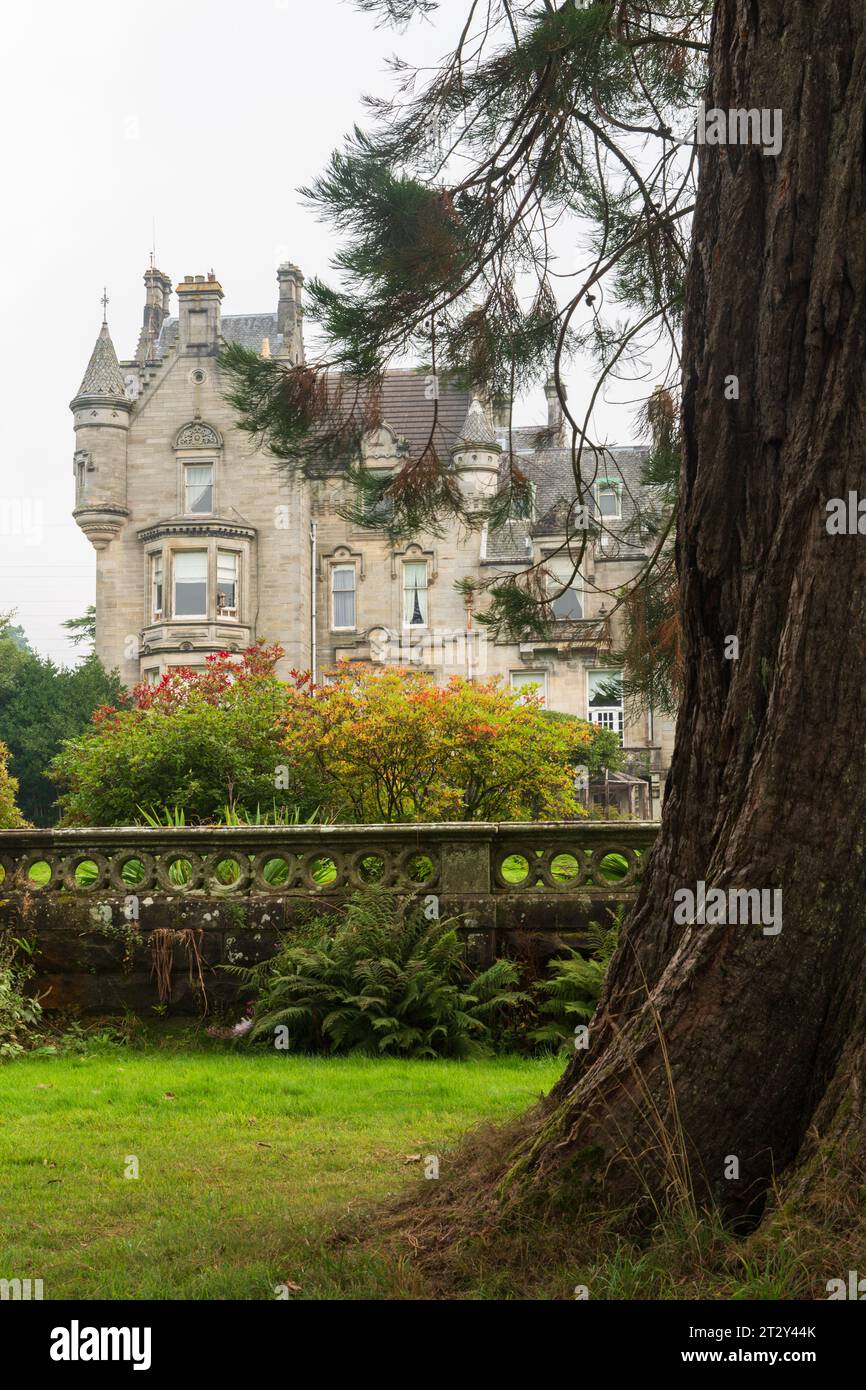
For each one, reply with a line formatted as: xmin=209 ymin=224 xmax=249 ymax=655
xmin=0 ymin=0 xmax=646 ymax=666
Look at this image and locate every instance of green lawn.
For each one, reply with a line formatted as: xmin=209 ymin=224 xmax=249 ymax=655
xmin=0 ymin=1041 xmax=561 ymax=1300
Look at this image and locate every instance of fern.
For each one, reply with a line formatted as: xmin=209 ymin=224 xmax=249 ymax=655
xmin=221 ymin=885 xmax=528 ymax=1059
xmin=530 ymin=907 xmax=624 ymax=1051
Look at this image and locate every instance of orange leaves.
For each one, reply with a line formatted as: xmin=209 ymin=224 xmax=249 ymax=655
xmin=277 ymin=662 xmax=602 ymax=823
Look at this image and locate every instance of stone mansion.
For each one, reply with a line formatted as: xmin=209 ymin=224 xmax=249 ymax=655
xmin=71 ymin=261 xmax=674 ymax=813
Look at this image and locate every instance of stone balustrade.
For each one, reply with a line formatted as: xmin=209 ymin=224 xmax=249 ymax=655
xmin=0 ymin=822 xmax=659 ymax=1012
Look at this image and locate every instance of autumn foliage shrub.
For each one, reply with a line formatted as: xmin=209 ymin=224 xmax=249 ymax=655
xmin=50 ymin=646 xmax=320 ymax=826
xmin=50 ymin=646 xmax=620 ymax=826
xmin=281 ymin=663 xmax=621 ymax=822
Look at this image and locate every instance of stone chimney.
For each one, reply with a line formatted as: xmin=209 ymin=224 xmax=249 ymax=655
xmin=175 ymin=272 xmax=224 ymax=354
xmin=491 ymin=393 xmax=513 ymax=431
xmin=545 ymin=375 xmax=567 ymax=444
xmin=276 ymin=262 xmax=305 ymax=363
xmin=135 ymin=264 xmax=173 ymax=363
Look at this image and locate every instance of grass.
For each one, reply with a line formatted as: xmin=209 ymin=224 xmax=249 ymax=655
xmin=0 ymin=1030 xmax=849 ymax=1301
xmin=0 ymin=1032 xmax=561 ymax=1300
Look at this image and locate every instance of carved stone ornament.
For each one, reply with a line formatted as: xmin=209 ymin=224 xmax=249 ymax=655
xmin=175 ymin=421 xmax=221 ymax=450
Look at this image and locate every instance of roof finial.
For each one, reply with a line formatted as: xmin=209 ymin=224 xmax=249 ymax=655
xmin=101 ymin=286 xmax=109 ymax=323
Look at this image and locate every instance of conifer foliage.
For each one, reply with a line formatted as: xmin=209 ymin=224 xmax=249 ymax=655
xmin=223 ymin=2 xmax=711 ymax=674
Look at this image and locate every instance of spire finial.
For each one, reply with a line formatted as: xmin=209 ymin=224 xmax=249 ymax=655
xmin=101 ymin=286 xmax=109 ymax=323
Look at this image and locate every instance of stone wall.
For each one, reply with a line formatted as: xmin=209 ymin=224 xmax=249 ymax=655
xmin=0 ymin=822 xmax=658 ymax=1013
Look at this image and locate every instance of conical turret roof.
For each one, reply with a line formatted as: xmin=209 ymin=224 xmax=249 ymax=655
xmin=74 ymin=321 xmax=126 ymax=401
xmin=454 ymin=394 xmax=500 ymax=452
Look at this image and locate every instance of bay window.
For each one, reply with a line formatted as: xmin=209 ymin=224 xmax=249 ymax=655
xmin=151 ymin=553 xmax=163 ymax=620
xmin=217 ymin=551 xmax=238 ymax=618
xmin=174 ymin=550 xmax=208 ymax=618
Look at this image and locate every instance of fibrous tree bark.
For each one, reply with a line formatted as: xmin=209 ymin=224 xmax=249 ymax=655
xmin=504 ymin=0 xmax=866 ymax=1225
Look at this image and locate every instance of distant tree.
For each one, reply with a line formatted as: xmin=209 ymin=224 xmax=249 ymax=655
xmin=61 ymin=605 xmax=97 ymax=650
xmin=0 ymin=738 xmax=28 ymax=829
xmin=0 ymin=619 xmax=124 ymax=825
xmin=0 ymin=612 xmax=32 ymax=655
xmin=50 ymin=648 xmax=619 ymax=827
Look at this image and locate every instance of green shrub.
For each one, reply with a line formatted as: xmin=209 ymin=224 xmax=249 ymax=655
xmin=50 ymin=646 xmax=321 ymax=827
xmin=224 ymin=886 xmax=528 ymax=1058
xmin=0 ymin=935 xmax=43 ymax=1058
xmin=0 ymin=737 xmax=28 ymax=828
xmin=530 ymin=907 xmax=623 ymax=1050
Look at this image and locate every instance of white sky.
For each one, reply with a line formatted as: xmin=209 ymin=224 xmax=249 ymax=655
xmin=0 ymin=0 xmax=647 ymax=666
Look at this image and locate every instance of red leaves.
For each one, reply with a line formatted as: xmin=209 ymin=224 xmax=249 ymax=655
xmin=128 ymin=643 xmax=286 ymax=714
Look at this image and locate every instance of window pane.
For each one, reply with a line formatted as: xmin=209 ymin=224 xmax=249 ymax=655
xmin=364 ymin=472 xmax=395 ymax=524
xmin=174 ymin=550 xmax=207 ymax=616
xmin=217 ymin=552 xmax=237 ymax=613
xmin=548 ymin=558 xmax=582 ymax=620
xmin=511 ymin=671 xmax=546 ymax=705
xmin=588 ymin=669 xmax=623 ymax=707
xmin=185 ymin=465 xmax=213 ymax=514
xmin=598 ymin=485 xmax=619 ymax=517
xmin=332 ymin=566 xmax=356 ymax=628
xmin=403 ymin=562 xmax=427 ymax=625
xmin=152 ymin=555 xmax=163 ymax=617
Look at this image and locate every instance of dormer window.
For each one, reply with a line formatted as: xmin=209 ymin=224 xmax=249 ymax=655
xmin=363 ymin=471 xmax=395 ymax=526
xmin=509 ymin=480 xmax=537 ymax=521
xmin=185 ymin=463 xmax=214 ymax=515
xmin=596 ymin=480 xmax=622 ymax=520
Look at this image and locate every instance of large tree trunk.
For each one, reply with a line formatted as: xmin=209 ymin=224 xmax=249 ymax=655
xmin=506 ymin=0 xmax=866 ymax=1225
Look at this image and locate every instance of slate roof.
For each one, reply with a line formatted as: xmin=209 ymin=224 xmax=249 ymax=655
xmin=74 ymin=322 xmax=126 ymax=400
xmin=377 ymin=370 xmax=472 ymax=461
xmin=484 ymin=445 xmax=652 ymax=562
xmin=485 ymin=518 xmax=533 ymax=562
xmin=457 ymin=395 xmax=501 ymax=450
xmin=156 ymin=313 xmax=286 ymax=356
xmin=494 ymin=424 xmax=552 ymax=454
